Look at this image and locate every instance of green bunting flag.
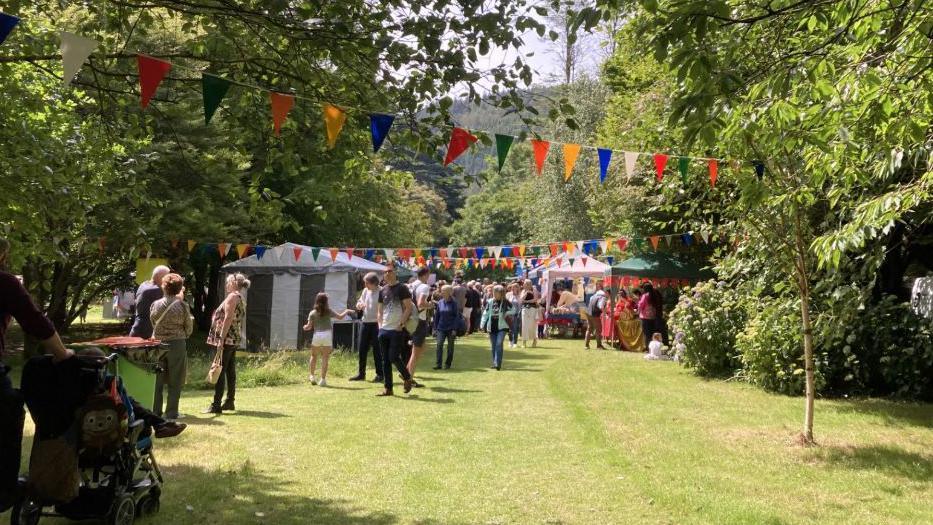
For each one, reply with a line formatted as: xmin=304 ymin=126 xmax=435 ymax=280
xmin=495 ymin=134 xmax=514 ymax=172
xmin=311 ymin=247 xmax=321 ymax=261
xmin=202 ymin=74 xmax=232 ymax=124
xmin=678 ymin=156 xmax=689 ymax=185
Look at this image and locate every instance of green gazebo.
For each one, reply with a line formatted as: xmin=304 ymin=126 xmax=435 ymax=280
xmin=610 ymin=252 xmax=715 ymax=284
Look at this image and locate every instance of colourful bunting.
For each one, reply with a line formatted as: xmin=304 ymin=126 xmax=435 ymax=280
xmin=255 ymin=246 xmax=267 ymax=259
xmin=708 ymin=159 xmax=719 ymax=187
xmin=170 ymin=239 xmax=179 ymax=249
xmin=370 ymin=114 xmax=395 ymax=153
xmin=0 ymin=13 xmax=20 ymax=46
xmin=293 ymin=247 xmax=303 ymax=261
xmin=137 ymin=55 xmax=172 ymax=109
xmin=650 ymin=235 xmax=660 ymax=250
xmin=217 ymin=242 xmax=230 ymax=259
xmin=624 ymin=151 xmax=639 ymax=178
xmin=475 ymin=247 xmax=486 ymax=259
xmin=531 ymin=139 xmax=550 ymax=176
xmin=202 ymin=74 xmax=231 ymax=124
xmin=346 ymin=247 xmax=355 ymax=260
xmin=606 ymin=256 xmax=615 ymax=265
xmin=563 ymin=143 xmax=581 ymax=182
xmin=678 ymin=156 xmax=689 ymax=185
xmin=328 ymin=248 xmax=339 ymax=261
xmin=517 ymin=245 xmax=526 ymax=257
xmin=597 ymin=148 xmax=612 ymax=183
xmin=97 ymin=237 xmax=106 ymax=253
xmin=187 ymin=240 xmax=197 ymax=252
xmin=236 ymin=243 xmax=250 ymax=258
xmin=616 ymin=238 xmax=628 ymax=252
xmin=365 ymin=249 xmax=376 ymax=260
xmin=60 ymin=32 xmax=98 ymax=87
xmin=269 ymin=92 xmax=295 ymax=136
xmin=681 ymin=233 xmax=694 ymax=246
xmin=323 ymin=103 xmax=347 ymax=148
xmin=495 ymin=134 xmax=514 ymax=172
xmin=653 ymin=153 xmax=669 ymax=182
xmin=444 ymin=127 xmax=478 ymax=166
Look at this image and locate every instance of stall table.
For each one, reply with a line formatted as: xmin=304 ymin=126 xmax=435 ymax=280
xmin=72 ymin=336 xmax=165 ymax=410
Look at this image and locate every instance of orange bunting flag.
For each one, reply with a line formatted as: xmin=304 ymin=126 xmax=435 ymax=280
xmin=444 ymin=127 xmax=478 ymax=166
xmin=563 ymin=143 xmax=581 ymax=181
xmin=708 ymin=159 xmax=719 ymax=187
xmin=517 ymin=245 xmax=526 ymax=257
xmin=653 ymin=153 xmax=669 ymax=182
xmin=236 ymin=243 xmax=250 ymax=258
xmin=323 ymin=104 xmax=347 ymax=148
xmin=329 ymin=248 xmax=339 ymax=261
xmin=549 ymin=243 xmax=559 ymax=257
xmin=187 ymin=240 xmax=197 ymax=252
xmin=217 ymin=243 xmax=230 ymax=259
xmin=531 ymin=139 xmax=550 ymax=176
xmin=650 ymin=236 xmax=660 ymax=251
xmin=170 ymin=239 xmax=179 ymax=249
xmin=293 ymin=247 xmax=303 ymax=261
xmin=269 ymin=92 xmax=295 ymax=136
xmin=563 ymin=241 xmax=574 ymax=254
xmin=555 ymin=257 xmax=563 ymax=268
xmin=443 ymin=258 xmax=451 ymax=269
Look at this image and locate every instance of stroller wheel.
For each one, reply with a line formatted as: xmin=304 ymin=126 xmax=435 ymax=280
xmin=107 ymin=495 xmax=135 ymax=525
xmin=10 ymin=499 xmax=41 ymax=525
xmin=136 ymin=494 xmax=160 ymax=516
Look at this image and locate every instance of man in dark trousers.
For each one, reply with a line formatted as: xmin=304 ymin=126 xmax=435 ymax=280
xmin=375 ymin=264 xmax=414 ymax=396
xmin=349 ymin=272 xmax=383 ymax=383
xmin=0 ymin=239 xmax=73 ymax=512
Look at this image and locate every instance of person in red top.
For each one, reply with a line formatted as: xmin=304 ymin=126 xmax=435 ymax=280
xmin=0 ymin=239 xmax=74 ymax=511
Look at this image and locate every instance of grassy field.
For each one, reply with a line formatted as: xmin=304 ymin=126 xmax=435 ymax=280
xmin=3 ymin=334 xmax=932 ymax=524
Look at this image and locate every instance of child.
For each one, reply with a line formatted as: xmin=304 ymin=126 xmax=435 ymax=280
xmin=302 ymin=293 xmax=353 ymax=386
xmin=645 ymin=332 xmax=669 ymax=361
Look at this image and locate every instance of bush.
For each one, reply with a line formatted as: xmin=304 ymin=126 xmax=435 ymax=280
xmin=738 ymin=298 xmax=826 ymax=395
xmin=668 ymin=280 xmax=748 ymax=378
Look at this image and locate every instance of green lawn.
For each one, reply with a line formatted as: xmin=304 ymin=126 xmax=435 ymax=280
xmin=4 ymin=335 xmax=932 ymax=524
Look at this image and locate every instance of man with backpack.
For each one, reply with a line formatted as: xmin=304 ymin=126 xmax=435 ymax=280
xmin=585 ymin=281 xmax=607 ymax=350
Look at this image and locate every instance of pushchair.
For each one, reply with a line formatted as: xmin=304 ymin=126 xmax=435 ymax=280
xmin=10 ymin=352 xmax=163 ymax=525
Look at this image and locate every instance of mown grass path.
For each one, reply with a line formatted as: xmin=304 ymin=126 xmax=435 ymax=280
xmin=7 ymin=334 xmax=932 ymax=524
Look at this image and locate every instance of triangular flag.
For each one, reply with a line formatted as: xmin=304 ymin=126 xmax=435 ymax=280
xmin=328 ymin=248 xmax=339 ymax=261
xmin=293 ymin=247 xmax=303 ymax=261
xmin=634 ymin=238 xmax=645 ymax=251
xmin=563 ymin=143 xmax=581 ymax=182
xmin=531 ymin=139 xmax=550 ymax=176
xmin=600 ymin=240 xmax=609 ymax=253
xmin=517 ymin=245 xmax=526 ymax=257
xmin=568 ymin=258 xmax=575 ymax=267
xmin=624 ymin=151 xmax=639 ymax=178
xmin=581 ymin=256 xmax=588 ymax=267
xmin=186 ymin=240 xmax=197 ymax=252
xmin=708 ymin=159 xmax=719 ymax=187
xmin=501 ymin=246 xmax=512 ymax=258
xmin=443 ymin=127 xmax=478 ymax=166
xmin=137 ymin=55 xmax=172 ymax=109
xmin=678 ymin=156 xmax=689 ymax=185
xmin=475 ymin=247 xmax=486 ymax=259
xmin=495 ymin=134 xmax=514 ymax=172
xmin=597 ymin=148 xmax=612 ymax=183
xmin=650 ymin=235 xmax=660 ymax=250
xmin=311 ymin=247 xmax=322 ymax=261
xmin=549 ymin=244 xmax=559 ymax=257
xmin=575 ymin=241 xmax=585 ymax=254
xmin=682 ymin=233 xmax=694 ymax=246
xmin=60 ymin=32 xmax=98 ymax=87
xmin=365 ymin=249 xmax=376 ymax=260
xmin=492 ymin=246 xmax=502 ymax=259
xmin=701 ymin=231 xmax=710 ymax=244
xmin=616 ymin=238 xmax=628 ymax=252
xmin=202 ymin=74 xmax=232 ymax=124
xmin=170 ymin=239 xmax=179 ymax=249
xmin=236 ymin=243 xmax=250 ymax=258
xmin=665 ymin=235 xmax=673 ymax=247
xmin=754 ymin=160 xmax=765 ymax=180
xmin=255 ymin=246 xmax=267 ymax=259
xmin=653 ymin=153 xmax=669 ymax=182
xmin=217 ymin=242 xmax=230 ymax=259
xmin=458 ymin=247 xmax=469 ymax=258
xmin=97 ymin=237 xmax=106 ymax=253
xmin=606 ymin=256 xmax=615 ymax=265
xmin=346 ymin=248 xmax=355 ymax=260
xmin=0 ymin=13 xmax=20 ymax=46
xmin=269 ymin=92 xmax=295 ymax=136
xmin=370 ymin=114 xmax=395 ymax=153
xmin=323 ymin=103 xmax=347 ymax=148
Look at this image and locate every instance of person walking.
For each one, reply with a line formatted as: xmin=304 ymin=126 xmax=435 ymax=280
xmin=129 ymin=265 xmax=170 ymax=338
xmin=637 ymin=283 xmax=659 ymax=352
xmin=432 ymin=285 xmax=460 ymax=369
xmin=0 ymin=239 xmax=74 ymax=512
xmin=406 ymin=266 xmax=432 ymax=385
xmin=520 ymin=280 xmax=539 ymax=348
xmin=481 ymin=285 xmax=513 ymax=370
xmin=585 ymin=281 xmax=607 ymax=350
xmin=203 ymin=273 xmax=249 ymax=414
xmin=303 ymin=293 xmax=353 ymax=387
xmin=466 ymin=282 xmax=483 ymax=334
xmin=452 ymin=277 xmax=468 ymax=332
xmin=350 ymin=272 xmax=383 ymax=383
xmin=150 ymin=273 xmax=193 ymax=420
xmin=505 ymin=282 xmax=522 ymax=349
xmin=376 ymin=265 xmax=414 ymax=396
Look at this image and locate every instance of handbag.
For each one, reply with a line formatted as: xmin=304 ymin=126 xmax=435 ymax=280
xmin=207 ymin=348 xmax=223 ymax=384
xmin=455 ymin=314 xmax=467 ymax=337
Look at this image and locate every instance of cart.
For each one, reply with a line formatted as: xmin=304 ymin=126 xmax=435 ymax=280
xmin=71 ymin=337 xmax=166 ymax=410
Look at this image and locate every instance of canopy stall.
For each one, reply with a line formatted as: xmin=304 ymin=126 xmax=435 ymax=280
xmin=609 ymin=252 xmax=715 ymax=288
xmin=221 ymin=242 xmax=387 ymax=351
xmin=528 ymin=253 xmax=611 ymax=310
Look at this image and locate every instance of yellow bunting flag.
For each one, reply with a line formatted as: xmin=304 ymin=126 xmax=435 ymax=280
xmin=563 ymin=143 xmax=581 ymax=181
xmin=323 ymin=104 xmax=347 ymax=149
xmin=236 ymin=243 xmax=250 ymax=258
xmin=187 ymin=240 xmax=197 ymax=252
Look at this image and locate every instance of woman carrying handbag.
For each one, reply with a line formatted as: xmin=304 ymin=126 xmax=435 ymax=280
xmin=150 ymin=273 xmax=193 ymax=420
xmin=203 ymin=273 xmax=250 ymax=414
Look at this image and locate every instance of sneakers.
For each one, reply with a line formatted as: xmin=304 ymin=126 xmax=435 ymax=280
xmin=318 ymin=377 xmax=328 ymax=387
xmin=348 ymin=375 xmax=365 ymax=381
xmin=220 ymin=400 xmax=235 ymax=411
xmin=376 ymin=389 xmax=394 ymax=397
xmin=308 ymin=374 xmax=315 ymax=383
xmin=202 ymin=405 xmax=222 ymax=415
xmin=154 ymin=421 xmax=187 ymax=439
xmin=432 ymin=365 xmax=443 ymax=370
xmin=403 ymin=379 xmax=414 ymax=394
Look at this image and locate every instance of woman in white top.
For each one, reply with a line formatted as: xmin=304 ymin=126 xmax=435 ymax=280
xmin=519 ymin=280 xmax=539 ymax=348
xmin=302 ymin=293 xmax=353 ymax=386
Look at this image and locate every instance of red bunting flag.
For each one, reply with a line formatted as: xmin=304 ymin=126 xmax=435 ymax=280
xmin=443 ymin=258 xmax=451 ymax=269
xmin=650 ymin=235 xmax=660 ymax=250
xmin=458 ymin=247 xmax=469 ymax=258
xmin=549 ymin=243 xmax=559 ymax=257
xmin=531 ymin=139 xmax=550 ymax=176
xmin=293 ymin=247 xmax=303 ymax=261
xmin=653 ymin=153 xmax=668 ymax=182
xmin=137 ymin=55 xmax=172 ymax=109
xmin=346 ymin=248 xmax=355 ymax=260
xmin=438 ymin=248 xmax=448 ymax=258
xmin=443 ymin=127 xmax=478 ymax=166
xmin=581 ymin=256 xmax=588 ymax=267
xmin=98 ymin=237 xmax=106 ymax=253
xmin=269 ymin=92 xmax=295 ymax=136
xmin=708 ymin=159 xmax=719 ymax=187
xmin=616 ymin=238 xmax=628 ymax=252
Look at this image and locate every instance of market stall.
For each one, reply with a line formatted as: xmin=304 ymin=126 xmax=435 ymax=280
xmin=528 ymin=253 xmax=611 ymax=337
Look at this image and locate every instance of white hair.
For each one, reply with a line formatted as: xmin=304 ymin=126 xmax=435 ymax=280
xmin=151 ymin=265 xmax=171 ymax=280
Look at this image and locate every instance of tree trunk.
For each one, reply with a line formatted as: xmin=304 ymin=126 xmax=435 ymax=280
xmin=793 ymin=207 xmax=816 ymax=445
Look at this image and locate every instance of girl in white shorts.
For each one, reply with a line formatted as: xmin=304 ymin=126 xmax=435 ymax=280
xmin=302 ymin=292 xmax=353 ymax=386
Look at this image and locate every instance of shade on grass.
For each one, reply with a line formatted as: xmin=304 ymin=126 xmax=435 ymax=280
xmin=6 ymin=336 xmax=932 ymax=524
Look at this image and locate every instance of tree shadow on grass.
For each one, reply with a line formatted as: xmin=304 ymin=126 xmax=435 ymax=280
xmin=817 ymin=444 xmax=933 ymax=482
xmin=823 ymin=398 xmax=933 ymax=429
xmin=227 ymin=409 xmax=290 ymax=419
xmin=153 ymin=463 xmax=405 ymax=525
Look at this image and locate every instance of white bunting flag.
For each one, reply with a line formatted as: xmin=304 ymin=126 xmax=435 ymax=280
xmin=701 ymin=231 xmax=710 ymax=244
xmin=492 ymin=246 xmax=503 ymax=259
xmin=60 ymin=32 xmax=99 ymax=86
xmin=624 ymin=151 xmax=640 ymax=178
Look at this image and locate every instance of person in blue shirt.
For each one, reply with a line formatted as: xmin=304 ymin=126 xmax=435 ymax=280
xmin=432 ymin=285 xmax=460 ymax=370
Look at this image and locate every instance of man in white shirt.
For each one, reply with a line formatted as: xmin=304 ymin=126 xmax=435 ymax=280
xmin=407 ymin=266 xmax=432 ymax=386
xmin=350 ymin=272 xmax=383 ymax=382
